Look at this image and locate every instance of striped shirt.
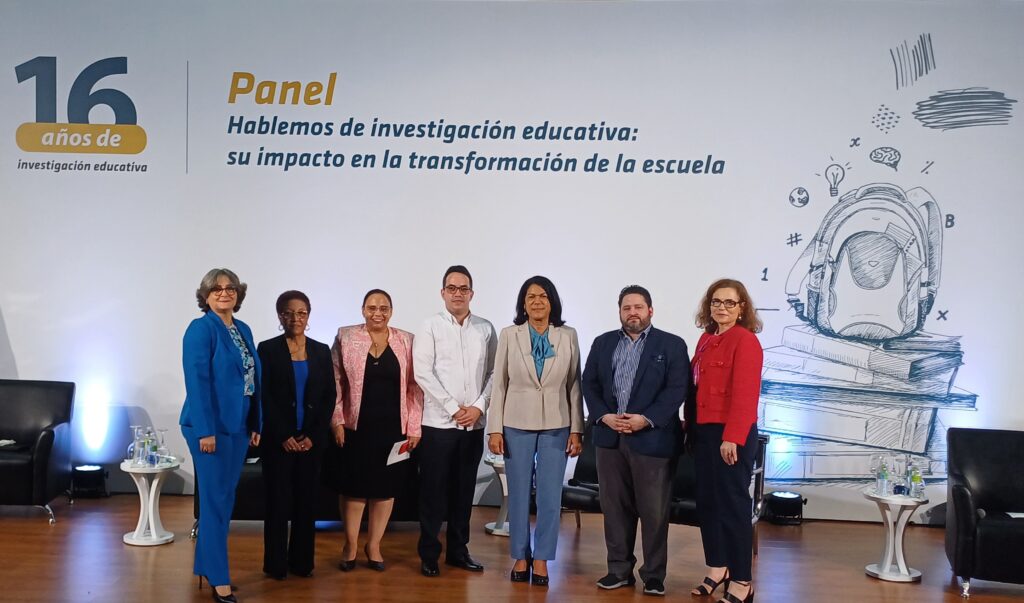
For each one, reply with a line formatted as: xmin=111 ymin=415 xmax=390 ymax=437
xmin=612 ymin=325 xmax=652 ymax=415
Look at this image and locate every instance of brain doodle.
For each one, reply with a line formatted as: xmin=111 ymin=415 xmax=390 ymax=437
xmin=869 ymin=146 xmax=901 ymax=170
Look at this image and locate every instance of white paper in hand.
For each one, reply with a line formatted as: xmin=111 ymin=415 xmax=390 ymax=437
xmin=387 ymin=440 xmax=411 ymax=466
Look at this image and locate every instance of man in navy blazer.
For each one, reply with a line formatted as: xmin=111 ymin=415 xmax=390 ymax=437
xmin=582 ymin=285 xmax=690 ymax=596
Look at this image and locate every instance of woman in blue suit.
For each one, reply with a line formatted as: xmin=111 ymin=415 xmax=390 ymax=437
xmin=180 ymin=268 xmax=262 ymax=603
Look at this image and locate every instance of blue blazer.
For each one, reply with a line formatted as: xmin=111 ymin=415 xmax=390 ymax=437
xmin=179 ymin=311 xmax=262 ymax=438
xmin=582 ymin=327 xmax=690 ymax=458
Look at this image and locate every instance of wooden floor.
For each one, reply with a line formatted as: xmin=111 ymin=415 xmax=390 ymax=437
xmin=1 ymin=495 xmax=1022 ymax=602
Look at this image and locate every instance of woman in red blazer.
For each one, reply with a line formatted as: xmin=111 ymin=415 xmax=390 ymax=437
xmin=686 ymin=278 xmax=763 ymax=603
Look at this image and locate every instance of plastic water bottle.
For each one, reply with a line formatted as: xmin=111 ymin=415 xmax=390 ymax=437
xmin=876 ymin=464 xmax=889 ymax=496
xmin=910 ymin=466 xmax=925 ymax=499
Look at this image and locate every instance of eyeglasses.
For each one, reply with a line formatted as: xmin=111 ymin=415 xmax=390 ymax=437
xmin=210 ymin=285 xmax=239 ymax=297
xmin=280 ymin=311 xmax=309 ymax=320
xmin=710 ymin=298 xmax=742 ymax=309
xmin=444 ymin=285 xmax=472 ymax=295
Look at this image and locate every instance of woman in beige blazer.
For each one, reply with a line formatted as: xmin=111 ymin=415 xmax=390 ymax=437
xmin=487 ymin=275 xmax=584 ymax=586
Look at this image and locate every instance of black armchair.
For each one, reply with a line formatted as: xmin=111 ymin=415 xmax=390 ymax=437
xmin=0 ymin=379 xmax=75 ymax=523
xmin=561 ymin=422 xmax=600 ymax=526
xmin=946 ymin=427 xmax=1024 ymax=598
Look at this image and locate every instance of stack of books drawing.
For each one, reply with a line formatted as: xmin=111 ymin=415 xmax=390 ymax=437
xmin=758 ymin=324 xmax=974 ymax=482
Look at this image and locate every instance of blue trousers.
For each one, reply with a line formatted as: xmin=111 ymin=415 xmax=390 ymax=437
xmin=183 ymin=426 xmax=249 ymax=586
xmin=503 ymin=426 xmax=569 ymax=561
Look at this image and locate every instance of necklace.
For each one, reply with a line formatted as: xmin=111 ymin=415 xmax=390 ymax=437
xmin=287 ymin=338 xmax=306 ymax=360
xmin=369 ymin=330 xmax=388 ymax=366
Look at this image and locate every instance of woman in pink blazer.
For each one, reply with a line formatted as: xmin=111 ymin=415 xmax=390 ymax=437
xmin=330 ymin=289 xmax=423 ymax=572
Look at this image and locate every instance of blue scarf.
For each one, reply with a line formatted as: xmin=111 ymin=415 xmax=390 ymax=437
xmin=528 ymin=325 xmax=555 ymax=380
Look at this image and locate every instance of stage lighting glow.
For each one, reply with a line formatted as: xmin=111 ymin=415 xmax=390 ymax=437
xmin=770 ymin=436 xmax=791 ymax=454
xmin=80 ymin=382 xmax=111 ymax=452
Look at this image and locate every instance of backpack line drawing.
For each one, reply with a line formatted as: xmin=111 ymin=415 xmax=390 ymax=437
xmin=785 ymin=182 xmax=943 ymax=342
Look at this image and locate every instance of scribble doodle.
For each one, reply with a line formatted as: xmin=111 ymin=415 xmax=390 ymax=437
xmin=869 ymin=146 xmax=901 ymax=171
xmin=850 ymin=137 xmax=861 ymax=147
xmin=788 ymin=187 xmax=810 ymax=207
xmin=871 ymin=104 xmax=901 ymax=133
xmin=914 ymin=87 xmax=1017 ymax=130
xmin=786 ymin=233 xmax=803 ymax=246
xmin=921 ymin=161 xmax=934 ymax=174
xmin=890 ymin=33 xmax=937 ymax=90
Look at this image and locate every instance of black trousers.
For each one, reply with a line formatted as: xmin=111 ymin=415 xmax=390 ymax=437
xmin=595 ymin=441 xmax=676 ymax=582
xmin=261 ymin=445 xmax=324 ymax=576
xmin=416 ymin=425 xmax=484 ymax=562
xmin=694 ymin=423 xmax=757 ymax=582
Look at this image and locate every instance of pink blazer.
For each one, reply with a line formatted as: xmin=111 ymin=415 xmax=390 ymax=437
xmin=330 ymin=324 xmax=423 ymax=437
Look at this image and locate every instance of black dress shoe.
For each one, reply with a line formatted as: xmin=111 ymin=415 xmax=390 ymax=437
xmin=338 ymin=559 xmax=356 ymax=572
xmin=421 ymin=560 xmax=441 ymax=577
xmin=510 ymin=559 xmax=530 ymax=583
xmin=263 ymin=570 xmax=286 ymax=581
xmin=446 ymin=556 xmax=484 ymax=572
xmin=531 ymin=571 xmax=549 ymax=587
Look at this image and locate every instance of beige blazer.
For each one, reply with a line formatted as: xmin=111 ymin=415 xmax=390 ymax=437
xmin=486 ymin=324 xmax=584 ymax=434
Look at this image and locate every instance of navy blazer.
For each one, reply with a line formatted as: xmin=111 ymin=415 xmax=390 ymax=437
xmin=257 ymin=334 xmax=335 ymax=450
xmin=582 ymin=327 xmax=690 ymax=458
xmin=179 ymin=311 xmax=262 ymax=438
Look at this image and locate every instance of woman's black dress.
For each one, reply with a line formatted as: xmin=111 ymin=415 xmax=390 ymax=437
xmin=336 ymin=346 xmax=409 ymax=499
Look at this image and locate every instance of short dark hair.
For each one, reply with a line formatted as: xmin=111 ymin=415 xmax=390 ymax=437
xmin=275 ymin=290 xmax=311 ymax=314
xmin=695 ymin=278 xmax=763 ymax=334
xmin=443 ymin=265 xmax=473 ymax=289
xmin=363 ymin=288 xmax=393 ymax=307
xmin=195 ymin=268 xmax=247 ymax=313
xmin=513 ymin=275 xmax=565 ymax=327
xmin=618 ymin=285 xmax=652 ymax=307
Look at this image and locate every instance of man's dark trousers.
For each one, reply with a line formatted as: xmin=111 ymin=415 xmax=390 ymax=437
xmin=596 ymin=439 xmax=677 ymax=583
xmin=417 ymin=425 xmax=484 ymax=562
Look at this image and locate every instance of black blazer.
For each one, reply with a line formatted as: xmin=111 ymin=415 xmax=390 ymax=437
xmin=257 ymin=335 xmax=336 ymax=450
xmin=582 ymin=327 xmax=691 ymax=458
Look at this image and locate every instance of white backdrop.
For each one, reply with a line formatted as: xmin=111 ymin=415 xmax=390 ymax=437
xmin=2 ymin=0 xmax=1022 ymax=520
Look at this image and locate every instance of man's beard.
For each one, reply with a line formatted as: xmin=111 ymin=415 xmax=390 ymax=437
xmin=622 ymin=316 xmax=651 ymax=334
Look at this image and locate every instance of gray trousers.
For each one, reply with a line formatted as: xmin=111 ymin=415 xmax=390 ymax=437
xmin=596 ymin=441 xmax=676 ymax=582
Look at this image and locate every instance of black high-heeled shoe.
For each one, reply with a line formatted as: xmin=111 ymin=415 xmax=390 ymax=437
xmin=530 ymin=560 xmax=549 ymax=587
xmin=364 ymin=543 xmax=385 ymax=571
xmin=509 ymin=558 xmax=530 ymax=583
xmin=338 ymin=545 xmax=358 ymax=572
xmin=718 ymin=581 xmax=754 ymax=603
xmin=692 ymin=571 xmax=729 ymax=597
xmin=210 ymin=587 xmax=238 ymax=603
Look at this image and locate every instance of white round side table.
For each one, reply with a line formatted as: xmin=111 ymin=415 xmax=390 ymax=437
xmin=120 ymin=459 xmax=180 ymax=546
xmin=483 ymin=454 xmax=509 ymax=537
xmin=863 ymin=490 xmax=928 ymax=582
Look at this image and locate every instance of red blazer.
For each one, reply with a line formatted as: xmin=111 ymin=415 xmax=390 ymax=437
xmin=689 ymin=325 xmax=763 ymax=444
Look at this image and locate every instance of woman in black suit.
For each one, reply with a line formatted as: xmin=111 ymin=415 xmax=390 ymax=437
xmin=257 ymin=290 xmax=336 ymax=579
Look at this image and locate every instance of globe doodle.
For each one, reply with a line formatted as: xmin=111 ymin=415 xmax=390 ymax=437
xmin=789 ymin=186 xmax=810 ymax=207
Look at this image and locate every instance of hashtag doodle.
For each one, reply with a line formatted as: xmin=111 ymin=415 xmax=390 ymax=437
xmin=786 ymin=233 xmax=803 ymax=246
